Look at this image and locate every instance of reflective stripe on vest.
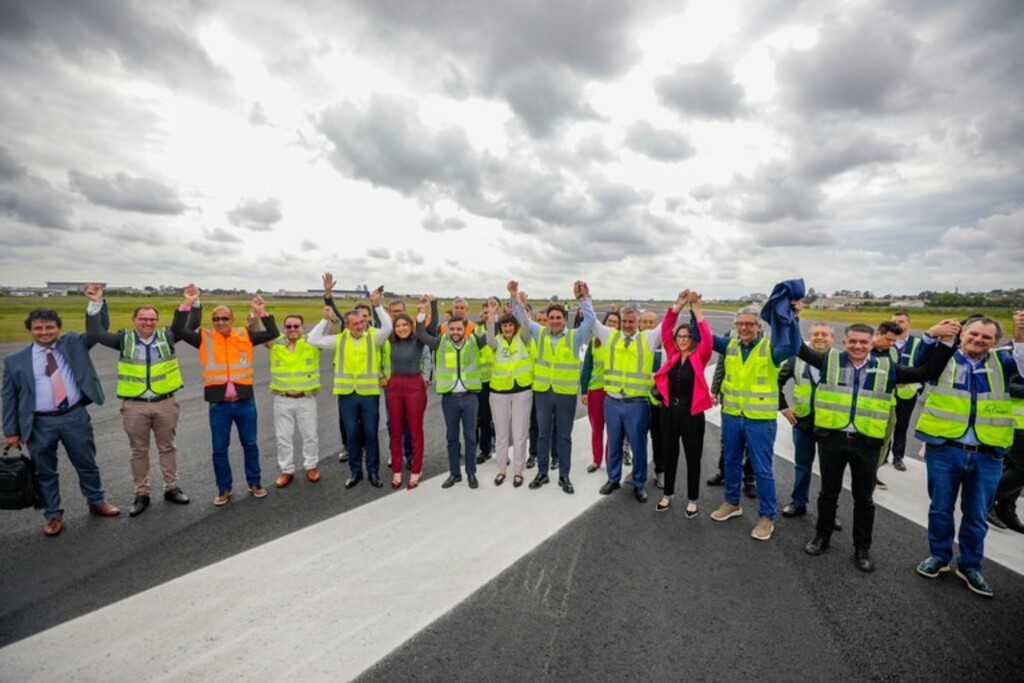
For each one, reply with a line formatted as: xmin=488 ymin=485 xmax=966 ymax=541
xmin=604 ymin=331 xmax=654 ymax=398
xmin=532 ymin=329 xmax=580 ymax=395
xmin=117 ymin=329 xmax=183 ymax=398
xmin=813 ymin=350 xmax=893 ymax=438
xmin=478 ymin=344 xmax=495 ymax=383
xmin=916 ymin=351 xmax=1014 ymax=448
xmin=333 ymin=332 xmax=380 ymax=396
xmin=270 ymin=338 xmax=321 ymax=392
xmin=1012 ymin=396 xmax=1024 ymax=431
xmin=200 ymin=327 xmax=254 ymax=386
xmin=721 ymin=336 xmax=779 ymax=420
xmin=792 ymin=357 xmax=813 ymax=419
xmin=895 ymin=336 xmax=922 ymax=400
xmin=489 ymin=335 xmax=533 ymax=391
xmin=434 ymin=337 xmax=482 ymax=394
xmin=588 ymin=343 xmax=607 ymax=391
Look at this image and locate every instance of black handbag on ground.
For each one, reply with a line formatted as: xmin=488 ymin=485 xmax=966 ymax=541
xmin=0 ymin=445 xmax=40 ymax=510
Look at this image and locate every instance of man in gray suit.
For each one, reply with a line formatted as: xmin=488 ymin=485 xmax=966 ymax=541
xmin=2 ymin=308 xmax=120 ymax=536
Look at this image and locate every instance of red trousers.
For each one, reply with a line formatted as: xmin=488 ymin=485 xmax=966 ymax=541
xmin=587 ymin=389 xmax=607 ymax=465
xmin=385 ymin=374 xmax=427 ymax=474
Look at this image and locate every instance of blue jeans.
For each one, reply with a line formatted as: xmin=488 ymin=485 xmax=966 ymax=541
xmin=790 ymin=427 xmax=818 ymax=508
xmin=925 ymin=442 xmax=1003 ymax=571
xmin=722 ymin=414 xmax=777 ymax=518
xmin=534 ymin=390 xmax=576 ymax=479
xmin=605 ymin=397 xmax=650 ymax=489
xmin=441 ymin=392 xmax=478 ymax=477
xmin=338 ymin=394 xmax=380 ymax=477
xmin=27 ymin=407 xmax=105 ymax=519
xmin=209 ymin=399 xmax=261 ymax=493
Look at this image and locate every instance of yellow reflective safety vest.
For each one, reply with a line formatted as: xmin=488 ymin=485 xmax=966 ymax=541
xmin=588 ymin=343 xmax=607 ymax=392
xmin=916 ymin=351 xmax=1014 ymax=448
xmin=791 ymin=357 xmax=814 ymax=419
xmin=478 ymin=343 xmax=495 ymax=383
xmin=604 ymin=331 xmax=654 ymax=398
xmin=332 ymin=331 xmax=381 ymax=396
xmin=270 ymin=338 xmax=321 ymax=393
xmin=895 ymin=336 xmax=922 ymax=400
xmin=721 ymin=336 xmax=779 ymax=420
xmin=434 ymin=337 xmax=482 ymax=394
xmin=813 ymin=350 xmax=893 ymax=438
xmin=489 ymin=335 xmax=533 ymax=391
xmin=117 ymin=329 xmax=183 ymax=398
xmin=532 ymin=329 xmax=580 ymax=395
xmin=1012 ymin=396 xmax=1024 ymax=431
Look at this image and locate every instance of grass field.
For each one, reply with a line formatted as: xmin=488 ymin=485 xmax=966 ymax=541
xmin=0 ymin=296 xmax=1014 ymax=343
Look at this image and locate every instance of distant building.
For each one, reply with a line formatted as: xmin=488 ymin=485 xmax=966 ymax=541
xmin=889 ymin=299 xmax=927 ymax=309
xmin=44 ymin=281 xmax=107 ymax=295
xmin=810 ymin=296 xmax=865 ymax=310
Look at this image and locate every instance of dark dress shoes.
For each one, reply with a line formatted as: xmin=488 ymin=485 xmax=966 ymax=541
xmin=163 ymin=487 xmax=190 ymax=504
xmin=345 ymin=473 xmax=363 ymax=489
xmin=706 ymin=472 xmax=724 ymax=486
xmin=782 ymin=504 xmax=807 ymax=518
xmin=854 ymin=548 xmax=875 ymax=573
xmin=804 ymin=534 xmax=830 ymax=556
xmin=599 ymin=481 xmax=621 ymax=495
xmin=559 ymin=477 xmax=575 ymax=494
xmin=368 ymin=473 xmax=383 ymax=488
xmin=526 ymin=456 xmax=537 ymax=469
xmin=834 ymin=517 xmax=844 ymax=532
xmin=995 ymin=501 xmax=1024 ymax=534
xmin=743 ymin=482 xmax=757 ymax=499
xmin=128 ymin=495 xmax=151 ymax=517
xmin=43 ymin=517 xmax=63 ymax=537
xmin=442 ymin=475 xmax=462 ymax=488
xmin=468 ymin=473 xmax=479 ymax=489
xmin=634 ymin=487 xmax=648 ymax=503
xmin=529 ymin=473 xmax=550 ymax=489
xmin=89 ymin=501 xmax=120 ymax=517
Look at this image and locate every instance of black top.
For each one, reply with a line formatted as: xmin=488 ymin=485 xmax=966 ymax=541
xmin=667 ymin=359 xmax=694 ymax=412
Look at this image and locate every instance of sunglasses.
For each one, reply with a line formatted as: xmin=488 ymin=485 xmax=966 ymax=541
xmin=284 ymin=324 xmax=303 ymax=329
xmin=212 ymin=316 xmax=231 ymax=322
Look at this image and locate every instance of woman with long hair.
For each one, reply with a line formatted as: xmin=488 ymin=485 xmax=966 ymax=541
xmin=484 ymin=301 xmax=535 ymax=487
xmin=382 ymin=297 xmax=437 ymax=489
xmin=653 ymin=291 xmax=714 ymax=516
xmin=580 ymin=310 xmax=620 ymax=473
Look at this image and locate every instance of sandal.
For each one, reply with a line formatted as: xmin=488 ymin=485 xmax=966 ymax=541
xmin=391 ymin=474 xmax=402 ymax=490
xmin=495 ymin=471 xmax=506 ymax=486
xmin=513 ymin=474 xmax=524 ymax=488
xmin=407 ymin=473 xmax=421 ymax=490
xmin=686 ymin=502 xmax=699 ymax=518
xmin=656 ymin=497 xmax=671 ymax=512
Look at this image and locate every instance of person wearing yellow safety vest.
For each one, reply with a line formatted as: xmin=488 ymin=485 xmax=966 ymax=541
xmin=989 ymin=356 xmax=1024 ymax=533
xmin=914 ymin=313 xmax=1024 ymax=598
xmin=85 ymin=284 xmax=196 ymax=517
xmin=888 ymin=312 xmax=929 ymax=473
xmin=797 ymin=320 xmax=957 ymax=572
xmin=473 ymin=300 xmax=497 ymax=468
xmin=589 ymin=287 xmax=665 ymax=503
xmin=415 ymin=301 xmax=489 ymax=489
xmin=580 ymin=310 xmax=622 ymax=473
xmin=510 ymin=280 xmax=595 ymax=495
xmin=484 ymin=302 xmax=534 ymax=488
xmin=269 ymin=314 xmax=322 ymax=490
xmin=868 ymin=320 xmax=905 ymax=491
xmin=777 ymin=323 xmax=834 ymax=519
xmin=172 ymin=285 xmax=280 ymax=506
xmin=307 ymin=288 xmax=392 ymax=490
xmin=708 ymin=302 xmax=802 ymax=541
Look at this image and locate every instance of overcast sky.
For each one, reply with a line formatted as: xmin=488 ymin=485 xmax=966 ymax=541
xmin=1 ymin=0 xmax=1021 ymax=300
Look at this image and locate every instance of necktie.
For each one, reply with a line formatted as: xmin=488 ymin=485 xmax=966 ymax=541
xmin=45 ymin=350 xmax=69 ymax=410
xmin=624 ymin=336 xmax=633 ymax=348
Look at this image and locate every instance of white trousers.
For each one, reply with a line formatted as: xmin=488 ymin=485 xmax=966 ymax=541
xmin=490 ymin=391 xmax=533 ymax=474
xmin=274 ymin=395 xmax=320 ymax=472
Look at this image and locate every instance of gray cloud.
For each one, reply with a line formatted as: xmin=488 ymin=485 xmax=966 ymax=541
xmin=227 ymin=197 xmax=283 ymax=231
xmin=367 ymin=247 xmax=390 ymax=259
xmin=248 ymin=102 xmax=268 ymax=126
xmin=575 ymin=135 xmax=616 ymax=164
xmin=701 ymin=162 xmax=826 ymax=224
xmin=205 ymin=227 xmax=243 ymax=243
xmin=499 ymin=66 xmax=598 ymax=137
xmin=0 ymin=171 xmax=74 ymax=231
xmin=300 ymin=239 xmax=318 ymax=251
xmin=746 ymin=223 xmax=836 ymax=248
xmin=793 ymin=132 xmax=909 ymax=180
xmin=0 ymin=146 xmax=26 ymax=180
xmin=106 ymin=223 xmax=168 ymax=247
xmin=655 ymin=58 xmax=746 ymax=119
xmin=778 ymin=11 xmax=925 ymax=114
xmin=422 ymin=214 xmax=467 ymax=232
xmin=623 ymin=122 xmax=695 ymax=162
xmin=68 ymin=170 xmax=187 ymax=214
xmin=395 ymin=250 xmax=425 ymax=265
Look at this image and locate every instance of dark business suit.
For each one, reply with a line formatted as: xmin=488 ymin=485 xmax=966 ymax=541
xmin=2 ymin=332 xmax=107 ymax=519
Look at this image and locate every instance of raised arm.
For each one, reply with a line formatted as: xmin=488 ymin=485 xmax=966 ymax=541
xmin=415 ymin=295 xmax=441 ymax=350
xmin=247 ymin=295 xmax=280 ymax=345
xmin=170 ymin=284 xmax=203 ymax=348
xmin=508 ymin=280 xmax=540 ymax=341
xmin=572 ymin=281 xmax=595 ymax=351
xmin=895 ymin=320 xmax=960 ymax=383
xmin=83 ymin=285 xmax=121 ymax=350
xmin=306 ymin=309 xmax=340 ymax=350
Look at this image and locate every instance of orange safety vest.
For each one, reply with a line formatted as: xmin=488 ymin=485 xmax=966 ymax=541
xmin=199 ymin=327 xmax=255 ymax=387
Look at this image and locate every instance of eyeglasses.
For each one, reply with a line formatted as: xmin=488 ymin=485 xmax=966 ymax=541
xmin=212 ymin=316 xmax=231 ymax=322
xmin=135 ymin=318 xmax=158 ymax=323
xmin=284 ymin=324 xmax=303 ymax=329
xmin=676 ymin=335 xmax=692 ymax=341
xmin=734 ymin=321 xmax=758 ymax=328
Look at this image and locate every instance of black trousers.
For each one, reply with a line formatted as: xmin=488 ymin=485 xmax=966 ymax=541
xmin=817 ymin=432 xmax=879 ymax=549
xmin=996 ymin=432 xmax=1024 ymax=502
xmin=717 ymin=443 xmax=753 ymax=482
xmin=651 ymin=404 xmax=664 ymax=474
xmin=889 ymin=394 xmax=918 ymax=461
xmin=476 ymin=383 xmax=494 ymax=455
xmin=660 ymin=405 xmax=705 ymax=499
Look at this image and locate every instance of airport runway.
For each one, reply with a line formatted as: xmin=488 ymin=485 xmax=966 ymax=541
xmin=0 ymin=309 xmax=1021 ymax=681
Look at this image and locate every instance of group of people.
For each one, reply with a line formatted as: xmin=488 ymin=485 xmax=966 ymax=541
xmin=3 ymin=277 xmax=1023 ymax=598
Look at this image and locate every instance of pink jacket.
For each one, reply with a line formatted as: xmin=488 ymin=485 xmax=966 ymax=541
xmin=654 ymin=309 xmax=714 ymax=415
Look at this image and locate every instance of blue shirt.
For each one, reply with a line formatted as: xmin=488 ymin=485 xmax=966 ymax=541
xmin=32 ymin=344 xmax=82 ymax=412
